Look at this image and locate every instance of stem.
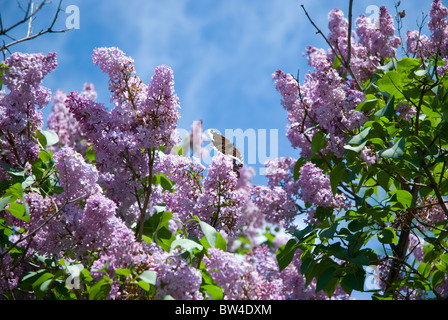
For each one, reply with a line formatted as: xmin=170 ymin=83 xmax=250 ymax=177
xmin=422 ymin=163 xmax=448 ymax=218
xmin=300 ymin=4 xmax=362 ymax=91
xmin=135 ymin=148 xmax=156 ymax=242
xmin=385 ymin=172 xmax=421 ymax=297
xmin=0 ymin=253 xmax=16 ymax=299
xmin=346 ymin=0 xmax=353 ymax=67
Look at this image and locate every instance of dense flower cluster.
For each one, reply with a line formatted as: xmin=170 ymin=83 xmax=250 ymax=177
xmin=297 ymin=161 xmax=348 ymax=223
xmin=407 ymin=0 xmax=448 ymax=59
xmin=65 ymin=48 xmax=181 ymax=223
xmin=46 ymin=83 xmax=96 ymax=153
xmin=272 ymin=5 xmax=405 ymax=160
xmin=2 ymin=0 xmax=448 ymax=301
xmin=203 ymin=247 xmax=285 ymax=300
xmin=0 ymin=52 xmax=57 ymax=177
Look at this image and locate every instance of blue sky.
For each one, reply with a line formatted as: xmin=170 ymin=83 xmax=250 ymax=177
xmin=1 ymin=0 xmax=435 ymax=186
xmin=1 ymin=0 xmax=440 ymax=300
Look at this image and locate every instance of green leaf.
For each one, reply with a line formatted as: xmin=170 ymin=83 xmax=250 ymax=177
xmin=160 ymin=174 xmax=174 ymax=192
xmin=7 ymin=202 xmax=29 ymax=223
xmin=290 ymin=224 xmax=317 ymax=243
xmin=171 ymin=238 xmax=203 ymax=253
xmin=0 ymin=62 xmax=9 ymax=90
xmin=414 ymin=69 xmax=428 ymax=77
xmin=347 ymin=127 xmax=371 ymax=145
xmin=172 ymin=145 xmax=183 ymax=156
xmin=81 ymin=269 xmax=93 ymax=283
xmin=293 ymin=158 xmax=306 ymax=181
xmin=342 ymin=268 xmax=366 ymax=292
xmin=316 ymin=267 xmax=338 ymax=293
xmin=115 ymin=268 xmax=132 ymax=277
xmin=319 ymin=222 xmax=338 ymax=239
xmin=344 ymin=141 xmax=367 ymax=153
xmin=310 ymin=132 xmax=327 ymax=156
xmin=329 ymin=162 xmax=346 ymax=195
xmin=332 ymin=55 xmax=342 ymax=70
xmin=89 ymin=278 xmax=111 ymax=300
xmin=396 ymin=57 xmax=421 ymax=76
xmin=348 ymin=252 xmax=371 ymax=266
xmin=276 ymin=238 xmax=299 ymax=271
xmin=201 ymin=284 xmax=223 ymax=300
xmin=374 ymin=95 xmax=395 ymax=119
xmin=378 ymin=227 xmax=398 ymax=244
xmin=139 ymin=270 xmax=157 ymax=286
xmin=32 ymin=272 xmax=54 ymax=299
xmin=376 ymin=71 xmax=404 ymax=99
xmin=38 ymin=150 xmax=51 ymax=163
xmin=142 ymin=210 xmax=175 ymax=251
xmin=378 ymin=137 xmax=405 ymax=159
xmin=153 ymin=173 xmax=175 ymax=192
xmin=86 ymin=145 xmax=96 ymax=163
xmin=377 ymin=60 xmax=395 ymax=72
xmin=137 ymin=280 xmax=150 ymax=292
xmin=37 ymin=130 xmax=59 ymax=148
xmin=197 ymin=217 xmax=226 ymax=250
xmin=389 ymin=190 xmax=413 ymax=209
xmin=4 ymin=183 xmax=23 ymax=201
xmin=0 ymin=196 xmax=12 ymax=211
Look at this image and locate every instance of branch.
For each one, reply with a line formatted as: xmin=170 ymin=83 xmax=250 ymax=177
xmin=346 ymin=0 xmax=353 ymax=67
xmin=0 ymin=0 xmax=71 ymax=58
xmin=0 ymin=1 xmax=46 ymax=36
xmin=135 ymin=148 xmax=156 ymax=242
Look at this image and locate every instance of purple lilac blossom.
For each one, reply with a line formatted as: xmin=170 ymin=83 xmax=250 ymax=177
xmin=0 ymin=52 xmax=57 ymax=175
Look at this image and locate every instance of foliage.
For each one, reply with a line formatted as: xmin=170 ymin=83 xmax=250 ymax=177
xmin=1 ymin=0 xmax=448 ymax=300
xmin=274 ymin=0 xmax=448 ymax=299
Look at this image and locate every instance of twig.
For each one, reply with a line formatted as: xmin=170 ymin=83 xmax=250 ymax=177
xmin=300 ymin=4 xmax=362 ymax=91
xmin=26 ymin=2 xmax=34 ymax=38
xmin=346 ymin=0 xmax=353 ymax=67
xmin=0 ymin=0 xmax=71 ymax=58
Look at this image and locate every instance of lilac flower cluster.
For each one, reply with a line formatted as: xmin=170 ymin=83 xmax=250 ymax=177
xmin=360 ymin=146 xmax=379 ymax=166
xmin=155 ymin=153 xmax=205 ymax=224
xmin=0 ymin=52 xmax=57 ymax=176
xmin=66 ymin=47 xmax=180 ymax=222
xmin=203 ymin=247 xmax=285 ymax=300
xmin=53 ymin=147 xmax=101 ymax=202
xmin=273 ymin=57 xmax=366 ymax=158
xmin=149 ymin=246 xmax=203 ymax=300
xmin=298 ymin=161 xmax=347 ymax=222
xmin=407 ymin=0 xmax=448 ymax=59
xmin=157 ymin=153 xmax=249 ymax=237
xmin=204 ymin=244 xmax=351 ymax=300
xmin=47 ymin=83 xmax=97 ymax=153
xmin=273 ymin=6 xmax=405 ymax=159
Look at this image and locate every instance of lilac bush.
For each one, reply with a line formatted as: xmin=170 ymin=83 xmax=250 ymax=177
xmin=1 ymin=0 xmax=448 ymax=300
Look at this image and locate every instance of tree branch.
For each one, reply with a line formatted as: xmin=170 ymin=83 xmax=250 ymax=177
xmin=0 ymin=0 xmax=71 ymax=58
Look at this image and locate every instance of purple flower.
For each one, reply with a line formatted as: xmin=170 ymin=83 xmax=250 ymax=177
xmin=204 ymin=247 xmax=285 ymax=300
xmin=0 ymin=52 xmax=57 ymax=172
xmin=298 ymin=162 xmax=348 ymax=220
xmin=47 ymin=89 xmax=87 ymax=153
xmin=298 ymin=161 xmax=334 ymax=207
xmin=53 ymin=147 xmax=101 ymax=202
xmin=396 ymin=103 xmax=416 ymax=122
xmin=360 ymin=146 xmax=379 ymax=166
xmin=428 ymin=0 xmax=448 ymax=56
xmin=150 ymin=246 xmax=203 ymax=300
